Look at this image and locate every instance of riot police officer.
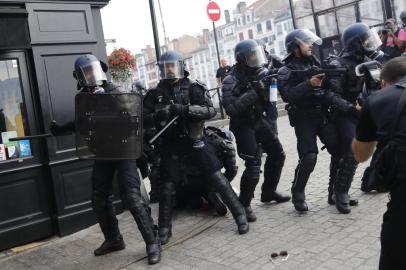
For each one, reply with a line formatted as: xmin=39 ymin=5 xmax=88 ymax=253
xmin=222 ymin=39 xmax=290 ymax=222
xmin=277 ymin=29 xmax=341 ymax=212
xmin=325 ymin=23 xmax=385 ymax=214
xmin=352 ymin=56 xmax=406 ymax=270
xmin=143 ymin=51 xmax=249 ymax=244
xmin=50 ymin=55 xmax=161 ymax=265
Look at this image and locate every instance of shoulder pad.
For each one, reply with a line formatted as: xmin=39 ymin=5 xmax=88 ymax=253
xmin=222 ymin=74 xmax=238 ymax=85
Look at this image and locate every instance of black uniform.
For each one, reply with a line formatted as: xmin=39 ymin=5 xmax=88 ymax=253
xmin=325 ymin=54 xmax=368 ymax=213
xmin=144 ymin=75 xmax=248 ymax=244
xmin=222 ymin=65 xmax=289 ymax=221
xmin=175 ymin=127 xmax=238 ymax=214
xmin=51 ymin=82 xmax=160 ymax=263
xmin=278 ymin=54 xmax=340 ymax=211
xmin=356 ymin=76 xmax=406 ymax=270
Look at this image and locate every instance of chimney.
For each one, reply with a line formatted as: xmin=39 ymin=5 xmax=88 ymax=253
xmin=202 ymin=29 xmax=209 ymax=45
xmin=225 ymin=10 xmax=231 ymax=24
xmin=237 ymin=2 xmax=247 ymax=13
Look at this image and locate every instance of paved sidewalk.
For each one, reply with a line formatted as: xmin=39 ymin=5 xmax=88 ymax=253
xmin=0 ymin=116 xmax=388 ymax=270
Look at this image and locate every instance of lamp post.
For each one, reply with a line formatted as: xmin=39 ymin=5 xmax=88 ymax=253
xmin=148 ymin=0 xmax=161 ymax=61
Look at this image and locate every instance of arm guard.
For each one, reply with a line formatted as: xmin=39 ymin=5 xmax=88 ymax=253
xmin=277 ymin=66 xmax=313 ymax=103
xmin=221 ymin=75 xmax=258 ymax=117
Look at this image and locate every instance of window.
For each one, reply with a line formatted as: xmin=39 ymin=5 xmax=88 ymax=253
xmin=296 ymin=15 xmax=316 ymax=34
xmin=318 ymin=12 xmax=338 ymax=38
xmin=293 ymin=0 xmax=312 ymax=17
xmin=0 ymin=59 xmax=30 ymax=161
xmin=247 ymin=15 xmax=251 ymax=23
xmin=248 ymin=29 xmax=254 ymax=39
xmin=359 ymin=0 xmax=384 ymax=26
xmin=277 ymin=24 xmax=283 ymax=35
xmin=237 ymin=18 xmax=241 ymax=26
xmin=266 ymin=20 xmax=272 ymax=31
xmin=336 ymin=5 xmax=357 ymax=34
xmin=278 ymin=41 xmax=285 ymax=54
xmin=239 ymin=32 xmax=244 ymax=41
xmin=257 ymin=23 xmax=263 ymax=33
xmin=312 ymin=0 xmax=334 ymax=12
xmin=394 ymin=0 xmax=406 ymax=19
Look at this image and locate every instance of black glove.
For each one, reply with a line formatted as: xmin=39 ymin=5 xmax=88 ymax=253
xmin=154 ymin=106 xmax=172 ymax=122
xmin=170 ymin=104 xmax=188 ymax=116
xmin=49 ymin=120 xmax=74 ymax=136
xmin=250 ymin=80 xmax=266 ymax=93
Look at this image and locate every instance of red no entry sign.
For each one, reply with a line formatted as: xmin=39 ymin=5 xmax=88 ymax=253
xmin=207 ymin=1 xmax=221 ymax=22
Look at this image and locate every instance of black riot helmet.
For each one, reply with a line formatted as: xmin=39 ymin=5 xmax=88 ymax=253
xmin=400 ymin=11 xmax=406 ymax=27
xmin=285 ymin=29 xmax=322 ymax=53
xmin=157 ymin=50 xmax=185 ymax=80
xmin=73 ymin=54 xmax=107 ymax=89
xmin=235 ymin=39 xmax=267 ymax=73
xmin=341 ymin=23 xmax=383 ymax=61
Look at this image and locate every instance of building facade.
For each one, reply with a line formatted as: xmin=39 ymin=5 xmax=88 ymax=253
xmin=290 ymin=0 xmax=406 ymax=59
xmin=0 ymin=0 xmax=112 ymax=251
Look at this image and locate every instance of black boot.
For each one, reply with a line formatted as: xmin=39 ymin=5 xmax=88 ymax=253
xmin=207 ymin=192 xmax=228 ymax=216
xmin=94 ymin=235 xmax=126 ymax=256
xmin=125 ymin=190 xmax=161 ymax=265
xmin=158 ymin=182 xmax=175 ymax=245
xmin=244 ymin=206 xmax=257 ymax=223
xmin=335 ymin=153 xmax=358 ymax=214
xmin=291 ymin=154 xmax=317 ymax=212
xmin=239 ymin=165 xmax=261 ymax=222
xmin=261 ymin=191 xmax=291 ymax=203
xmin=328 ymin=155 xmax=341 ymax=205
xmin=92 ymin=191 xmax=126 ymax=256
xmin=261 ymin=151 xmax=290 ymax=203
xmin=210 ymin=171 xmax=249 ymax=234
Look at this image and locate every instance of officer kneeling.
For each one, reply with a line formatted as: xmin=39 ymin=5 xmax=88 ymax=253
xmin=352 ymin=56 xmax=406 ymax=270
xmin=50 ymin=55 xmax=161 ymax=265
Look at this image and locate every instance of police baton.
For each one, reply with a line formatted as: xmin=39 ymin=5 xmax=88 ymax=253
xmin=9 ymin=133 xmax=53 ymax=141
xmin=148 ymin=115 xmax=179 ymax=145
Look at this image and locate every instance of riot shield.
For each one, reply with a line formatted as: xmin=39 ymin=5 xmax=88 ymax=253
xmin=75 ymin=92 xmax=142 ymax=160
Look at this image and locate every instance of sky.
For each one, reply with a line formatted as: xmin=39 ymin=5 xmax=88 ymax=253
xmin=101 ymin=0 xmax=256 ymax=55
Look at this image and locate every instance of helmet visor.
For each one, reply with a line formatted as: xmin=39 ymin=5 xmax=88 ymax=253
xmin=362 ymin=27 xmax=382 ymax=52
xmin=243 ymin=46 xmax=267 ymax=68
xmin=158 ymin=61 xmax=184 ymax=79
xmin=77 ymin=61 xmax=107 ymax=87
xmin=295 ymin=29 xmax=323 ymax=46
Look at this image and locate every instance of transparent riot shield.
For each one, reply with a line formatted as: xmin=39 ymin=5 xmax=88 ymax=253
xmin=75 ymin=92 xmax=142 ymax=160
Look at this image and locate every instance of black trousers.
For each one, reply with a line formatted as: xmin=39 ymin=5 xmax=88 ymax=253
xmin=160 ymin=138 xmax=222 ymax=186
xmin=92 ymin=160 xmax=141 ymax=197
xmin=294 ymin=111 xmax=340 ymax=158
xmin=379 ymin=185 xmax=406 ymax=270
xmin=334 ymin=113 xmax=358 ymax=154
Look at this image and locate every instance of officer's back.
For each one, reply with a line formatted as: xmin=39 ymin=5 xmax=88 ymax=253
xmin=353 ymin=56 xmax=406 ymax=270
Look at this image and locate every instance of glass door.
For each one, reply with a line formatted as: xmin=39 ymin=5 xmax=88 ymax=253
xmin=0 ymin=51 xmax=42 ymax=171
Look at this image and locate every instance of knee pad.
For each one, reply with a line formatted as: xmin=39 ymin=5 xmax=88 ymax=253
xmin=269 ymin=150 xmax=286 ymax=167
xmin=122 ymin=189 xmax=144 ymax=210
xmin=300 ymin=153 xmax=317 ymax=173
xmin=243 ymin=163 xmax=261 ymax=183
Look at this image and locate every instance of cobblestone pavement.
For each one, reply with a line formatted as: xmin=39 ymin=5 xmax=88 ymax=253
xmin=0 ymin=116 xmax=388 ymax=270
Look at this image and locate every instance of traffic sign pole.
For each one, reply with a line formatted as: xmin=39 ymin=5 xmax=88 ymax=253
xmin=207 ymin=1 xmax=224 ymax=118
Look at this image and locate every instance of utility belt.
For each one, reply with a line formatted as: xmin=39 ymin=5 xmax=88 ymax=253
xmin=285 ymin=104 xmax=323 ymax=127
